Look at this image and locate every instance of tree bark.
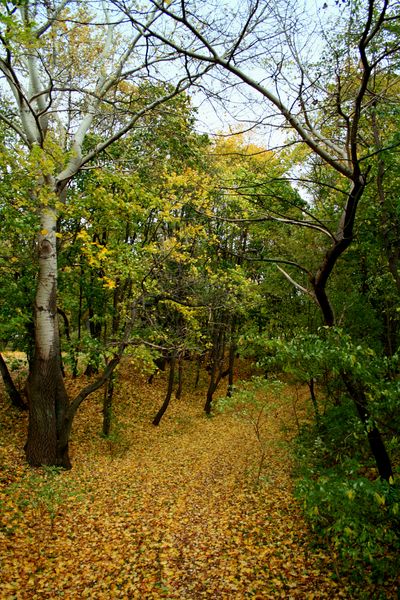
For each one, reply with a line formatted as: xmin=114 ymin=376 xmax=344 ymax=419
xmin=0 ymin=352 xmax=27 ymax=410
xmin=153 ymin=356 xmax=176 ymax=426
xmin=342 ymin=372 xmax=393 ymax=481
xmin=194 ymin=353 xmax=203 ymax=389
xmin=308 ymin=378 xmax=320 ymax=427
xmin=307 ymin=179 xmax=394 ymax=479
xmin=102 ymin=374 xmax=114 ymax=437
xmin=26 ymin=353 xmax=71 ymax=468
xmin=204 ymin=326 xmax=227 ymax=414
xmin=227 ymin=318 xmax=237 ymax=398
xmin=175 ymin=358 xmax=183 ymax=399
xmin=25 ymin=205 xmax=71 ymax=468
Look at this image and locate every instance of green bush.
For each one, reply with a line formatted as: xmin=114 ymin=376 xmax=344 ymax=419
xmin=294 ymin=406 xmax=400 ymax=586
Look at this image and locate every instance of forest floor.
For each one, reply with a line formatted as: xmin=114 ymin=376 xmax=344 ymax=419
xmin=0 ymin=358 xmax=395 ymax=599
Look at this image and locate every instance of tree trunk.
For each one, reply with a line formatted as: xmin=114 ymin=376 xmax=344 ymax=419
xmin=309 ymin=177 xmax=394 ymax=481
xmin=204 ymin=325 xmax=226 ymax=414
xmin=308 ymin=378 xmax=320 ymax=427
xmin=26 ymin=354 xmax=71 ymax=468
xmin=175 ymin=358 xmax=183 ymax=399
xmin=226 ymin=319 xmax=237 ymax=398
xmin=25 ymin=205 xmax=71 ymax=469
xmin=194 ymin=353 xmax=203 ymax=389
xmin=153 ymin=356 xmax=176 ymax=426
xmin=102 ymin=374 xmax=114 ymax=437
xmin=204 ymin=377 xmax=217 ymax=415
xmin=342 ymin=372 xmax=393 ymax=481
xmin=0 ymin=352 xmax=27 ymax=410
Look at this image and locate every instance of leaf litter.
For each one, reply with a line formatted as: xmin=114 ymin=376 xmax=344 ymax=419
xmin=0 ymin=361 xmax=384 ymax=598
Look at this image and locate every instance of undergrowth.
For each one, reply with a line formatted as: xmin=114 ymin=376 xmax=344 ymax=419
xmin=293 ymin=399 xmax=400 ymax=590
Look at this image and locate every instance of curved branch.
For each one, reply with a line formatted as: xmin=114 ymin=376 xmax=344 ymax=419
xmin=276 ymin=265 xmax=317 ymax=302
xmin=129 ymin=2 xmax=353 ymax=179
xmin=56 ymin=68 xmax=211 ymax=190
xmin=0 ymin=112 xmax=29 ymax=144
xmin=68 ymin=355 xmax=121 ymax=419
xmin=35 ymin=0 xmax=71 ymax=38
xmin=192 ymin=206 xmax=335 ymax=239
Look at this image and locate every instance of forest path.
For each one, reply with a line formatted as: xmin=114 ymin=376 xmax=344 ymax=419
xmin=1 ymin=366 xmax=350 ymax=599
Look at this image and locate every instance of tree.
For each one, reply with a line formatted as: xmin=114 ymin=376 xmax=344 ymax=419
xmin=0 ymin=0 xmax=206 ymax=467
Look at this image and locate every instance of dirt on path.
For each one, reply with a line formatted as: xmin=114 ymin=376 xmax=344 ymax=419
xmin=1 ymin=366 xmax=352 ymax=599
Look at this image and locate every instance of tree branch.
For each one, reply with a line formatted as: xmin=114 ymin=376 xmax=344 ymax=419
xmin=276 ymin=265 xmax=316 ymax=301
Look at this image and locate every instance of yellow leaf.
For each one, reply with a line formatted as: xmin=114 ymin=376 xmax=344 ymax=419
xmin=102 ymin=277 xmax=116 ymax=289
xmin=374 ymin=493 xmax=386 ymax=506
xmin=40 ymin=228 xmax=48 ymax=235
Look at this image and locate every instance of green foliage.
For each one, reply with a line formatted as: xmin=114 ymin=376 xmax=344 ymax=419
xmin=294 ymin=421 xmax=400 ymax=585
xmin=2 ymin=467 xmax=81 ymax=534
xmin=216 ymin=376 xmax=283 ymax=415
xmin=258 ymin=327 xmax=395 ymax=387
xmin=248 ymin=327 xmax=400 ymax=584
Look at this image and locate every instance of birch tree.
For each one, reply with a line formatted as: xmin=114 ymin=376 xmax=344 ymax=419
xmin=0 ymin=0 xmax=206 ymax=467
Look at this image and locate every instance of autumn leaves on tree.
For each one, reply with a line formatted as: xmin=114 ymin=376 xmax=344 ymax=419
xmin=0 ymin=1 xmax=399 ymax=482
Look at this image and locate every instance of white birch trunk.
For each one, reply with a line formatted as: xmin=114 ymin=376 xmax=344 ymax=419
xmin=35 ymin=206 xmax=59 ymax=360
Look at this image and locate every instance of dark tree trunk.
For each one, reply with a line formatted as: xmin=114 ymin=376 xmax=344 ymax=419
xmin=26 ymin=354 xmax=71 ymax=468
xmin=148 ymin=355 xmax=168 ymax=384
xmin=57 ymin=306 xmax=78 ymax=377
xmin=84 ymin=291 xmax=102 ymax=376
xmin=153 ymin=356 xmax=176 ymax=426
xmin=307 ymin=176 xmax=394 ymax=481
xmin=227 ymin=351 xmax=235 ymax=397
xmin=194 ymin=353 xmax=203 ymax=389
xmin=311 ymin=178 xmax=366 ymax=327
xmin=204 ymin=377 xmax=218 ymax=415
xmin=226 ymin=319 xmax=237 ymax=398
xmin=204 ymin=347 xmax=219 ymax=415
xmin=0 ymin=352 xmax=27 ymax=410
xmin=308 ymin=378 xmax=320 ymax=427
xmin=342 ymin=372 xmax=393 ymax=481
xmin=175 ymin=358 xmax=183 ymax=399
xmin=204 ymin=325 xmax=227 ymax=414
xmin=102 ymin=374 xmax=114 ymax=437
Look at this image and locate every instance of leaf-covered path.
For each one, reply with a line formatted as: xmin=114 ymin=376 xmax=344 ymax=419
xmin=1 ymin=365 xmax=351 ymax=599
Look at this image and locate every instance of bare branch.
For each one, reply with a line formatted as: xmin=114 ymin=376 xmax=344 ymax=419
xmin=35 ymin=0 xmax=71 ymax=38
xmin=276 ymin=265 xmax=316 ymax=301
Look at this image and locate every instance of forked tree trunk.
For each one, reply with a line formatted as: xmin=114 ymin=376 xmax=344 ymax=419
xmin=204 ymin=321 xmax=235 ymax=414
xmin=25 ymin=205 xmax=72 ymax=468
